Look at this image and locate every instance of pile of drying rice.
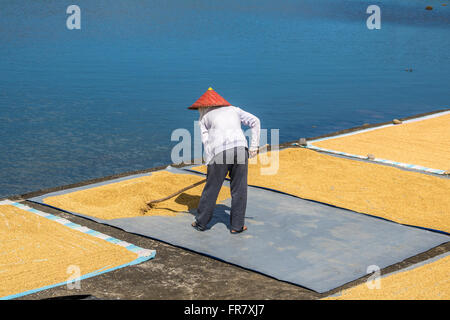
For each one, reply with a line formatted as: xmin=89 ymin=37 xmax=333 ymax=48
xmin=323 ymin=254 xmax=450 ymax=300
xmin=44 ymin=171 xmax=230 ymax=219
xmin=313 ymin=113 xmax=450 ymax=170
xmin=0 ymin=204 xmax=138 ymax=298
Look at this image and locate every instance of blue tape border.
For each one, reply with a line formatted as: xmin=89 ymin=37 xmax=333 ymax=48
xmin=0 ymin=201 xmax=156 ymax=300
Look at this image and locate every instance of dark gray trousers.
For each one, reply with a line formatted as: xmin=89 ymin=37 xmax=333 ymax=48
xmin=195 ymin=147 xmax=248 ymax=231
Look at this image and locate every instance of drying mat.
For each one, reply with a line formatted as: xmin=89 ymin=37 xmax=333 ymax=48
xmin=189 ymin=148 xmax=450 ymax=234
xmin=306 ymin=111 xmax=450 ymax=175
xmin=323 ymin=252 xmax=450 ymax=300
xmin=28 ymin=167 xmax=449 ymax=293
xmin=0 ymin=200 xmax=155 ymax=300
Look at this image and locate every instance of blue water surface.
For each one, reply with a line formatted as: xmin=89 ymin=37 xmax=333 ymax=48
xmin=0 ymin=0 xmax=449 ymax=197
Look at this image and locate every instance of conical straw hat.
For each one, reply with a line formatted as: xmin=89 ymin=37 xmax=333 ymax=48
xmin=188 ymin=87 xmax=231 ymax=110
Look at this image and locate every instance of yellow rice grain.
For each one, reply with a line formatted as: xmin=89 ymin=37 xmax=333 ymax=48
xmin=323 ymin=254 xmax=450 ymax=300
xmin=44 ymin=171 xmax=230 ymax=219
xmin=0 ymin=205 xmax=138 ymax=298
xmin=313 ymin=113 xmax=450 ymax=170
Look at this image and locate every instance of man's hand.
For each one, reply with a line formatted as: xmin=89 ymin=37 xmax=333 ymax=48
xmin=249 ymin=148 xmax=258 ymax=158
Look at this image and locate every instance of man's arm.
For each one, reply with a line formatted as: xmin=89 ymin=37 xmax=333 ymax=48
xmin=199 ymin=117 xmax=212 ymax=163
xmin=234 ymin=106 xmax=261 ymax=157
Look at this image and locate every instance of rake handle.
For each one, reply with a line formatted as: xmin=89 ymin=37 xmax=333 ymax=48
xmin=147 ymin=178 xmax=207 ymax=205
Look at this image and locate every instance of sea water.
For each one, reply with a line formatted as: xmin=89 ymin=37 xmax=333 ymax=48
xmin=0 ymin=0 xmax=448 ymax=197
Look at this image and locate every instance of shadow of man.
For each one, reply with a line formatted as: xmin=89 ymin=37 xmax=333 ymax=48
xmin=174 ymin=193 xmax=233 ymax=231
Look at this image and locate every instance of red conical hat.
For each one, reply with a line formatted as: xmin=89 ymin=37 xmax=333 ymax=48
xmin=188 ymin=87 xmax=231 ymax=109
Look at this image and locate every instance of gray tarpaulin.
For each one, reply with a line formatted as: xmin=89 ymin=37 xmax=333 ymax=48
xmin=29 ymin=166 xmax=449 ymax=293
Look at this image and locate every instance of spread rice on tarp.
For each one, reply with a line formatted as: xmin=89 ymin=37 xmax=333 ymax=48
xmin=323 ymin=254 xmax=450 ymax=300
xmin=192 ymin=148 xmax=450 ymax=233
xmin=0 ymin=204 xmax=138 ymax=298
xmin=312 ymin=113 xmax=450 ymax=171
xmin=43 ymin=171 xmax=230 ymax=219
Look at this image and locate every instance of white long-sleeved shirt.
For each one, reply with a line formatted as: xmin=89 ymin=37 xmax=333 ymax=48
xmin=199 ymin=106 xmax=260 ymax=164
